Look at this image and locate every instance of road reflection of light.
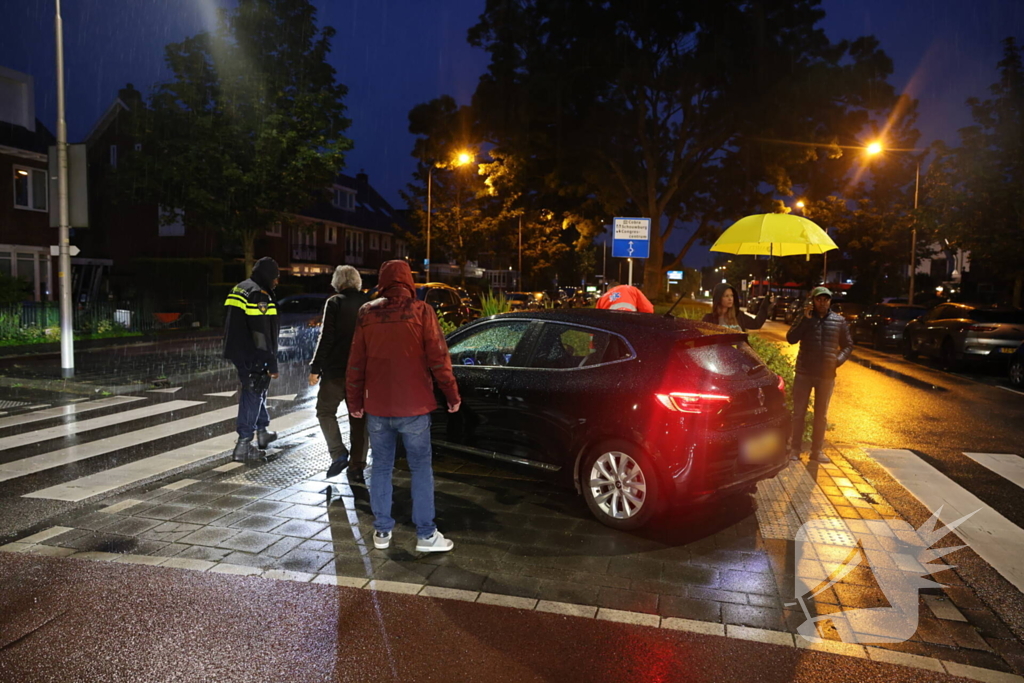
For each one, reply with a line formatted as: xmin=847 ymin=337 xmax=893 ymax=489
xmin=333 ymin=476 xmax=399 ymax=678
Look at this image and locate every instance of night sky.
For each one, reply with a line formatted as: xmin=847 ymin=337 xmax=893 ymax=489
xmin=2 ymin=0 xmax=1021 ymax=267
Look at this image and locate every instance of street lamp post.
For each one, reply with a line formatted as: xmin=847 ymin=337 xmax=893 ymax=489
xmin=426 ymin=166 xmax=432 ymax=279
xmin=55 ymin=0 xmax=74 ymax=378
xmin=866 ymin=141 xmax=922 ymax=305
xmin=518 ymin=214 xmax=522 ymax=291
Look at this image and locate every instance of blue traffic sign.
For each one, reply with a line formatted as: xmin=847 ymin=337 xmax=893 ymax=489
xmin=612 ymin=217 xmax=650 ymax=259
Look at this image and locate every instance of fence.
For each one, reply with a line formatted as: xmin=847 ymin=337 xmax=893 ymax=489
xmin=0 ymin=300 xmax=215 ymax=344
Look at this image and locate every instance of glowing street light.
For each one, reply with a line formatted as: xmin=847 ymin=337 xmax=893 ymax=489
xmin=426 ymin=149 xmax=475 ymax=278
xmin=795 ymin=200 xmax=805 ymax=210
xmin=865 ymin=139 xmax=922 ymax=304
xmin=456 ymin=151 xmax=473 ymax=167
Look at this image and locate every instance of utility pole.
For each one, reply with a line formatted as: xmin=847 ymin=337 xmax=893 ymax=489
xmin=55 ymin=0 xmax=74 ymax=378
xmin=908 ymin=161 xmax=920 ymax=305
xmin=517 ymin=214 xmax=522 ymax=291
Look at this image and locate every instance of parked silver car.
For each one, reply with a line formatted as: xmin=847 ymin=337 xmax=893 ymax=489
xmin=902 ymin=303 xmax=1024 ymax=369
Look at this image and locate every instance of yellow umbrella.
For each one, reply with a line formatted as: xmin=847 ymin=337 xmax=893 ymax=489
xmin=710 ymin=213 xmax=837 ymax=257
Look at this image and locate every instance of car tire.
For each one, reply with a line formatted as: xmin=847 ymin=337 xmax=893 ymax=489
xmin=874 ymin=331 xmax=886 ymax=349
xmin=1010 ymin=358 xmax=1024 ymax=388
xmin=903 ymin=336 xmax=918 ymax=360
xmin=581 ymin=441 xmax=661 ymax=531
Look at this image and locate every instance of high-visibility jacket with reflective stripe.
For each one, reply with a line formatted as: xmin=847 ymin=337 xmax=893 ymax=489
xmin=222 ymin=278 xmax=280 ymax=373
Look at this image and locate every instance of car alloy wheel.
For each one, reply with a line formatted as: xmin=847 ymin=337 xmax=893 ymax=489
xmin=1010 ymin=359 xmax=1024 ymax=388
xmin=589 ymin=450 xmax=647 ymax=519
xmin=903 ymin=335 xmax=918 ymax=360
xmin=941 ymin=338 xmax=960 ymax=371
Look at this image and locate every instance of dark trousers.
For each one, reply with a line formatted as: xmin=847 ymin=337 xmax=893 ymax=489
xmin=790 ymin=371 xmax=836 ymax=456
xmin=234 ymin=361 xmax=270 ymax=440
xmin=316 ymin=376 xmax=367 ymax=467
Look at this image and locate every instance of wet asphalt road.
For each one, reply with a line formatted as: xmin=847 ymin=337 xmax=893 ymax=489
xmin=755 ymin=320 xmax=1024 ymax=528
xmin=0 ymin=552 xmax=975 ymax=683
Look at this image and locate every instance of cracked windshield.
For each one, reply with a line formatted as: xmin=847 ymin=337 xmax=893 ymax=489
xmin=2 ymin=1 xmax=1024 ymax=682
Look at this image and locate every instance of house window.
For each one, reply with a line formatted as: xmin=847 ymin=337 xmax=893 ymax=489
xmin=325 ymin=225 xmax=338 ymax=244
xmin=158 ymin=206 xmax=185 ymax=237
xmin=369 ymin=233 xmax=379 ymax=251
xmin=266 ymin=221 xmax=282 ymax=237
xmin=332 ymin=187 xmax=355 ymax=211
xmin=346 ymin=230 xmax=364 ymax=259
xmin=13 ymin=166 xmax=48 ymax=212
xmin=109 ymin=145 xmax=118 ymax=168
xmin=396 ymin=239 xmax=407 ymax=259
xmin=382 ymin=236 xmax=391 ymax=252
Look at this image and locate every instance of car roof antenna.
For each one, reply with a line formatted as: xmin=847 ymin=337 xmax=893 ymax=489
xmin=664 ymin=291 xmax=686 ymax=319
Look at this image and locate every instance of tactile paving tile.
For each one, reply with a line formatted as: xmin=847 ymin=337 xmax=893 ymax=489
xmin=222 ymin=438 xmax=333 ymax=488
xmin=755 ymin=464 xmax=856 ymax=546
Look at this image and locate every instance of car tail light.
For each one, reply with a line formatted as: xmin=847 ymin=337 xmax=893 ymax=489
xmin=966 ymin=325 xmax=997 ymax=332
xmin=307 ymin=318 xmax=322 ymax=328
xmin=882 ymin=317 xmax=893 ymax=324
xmin=655 ymin=392 xmax=731 ymax=414
xmin=776 ymin=374 xmax=785 ymax=393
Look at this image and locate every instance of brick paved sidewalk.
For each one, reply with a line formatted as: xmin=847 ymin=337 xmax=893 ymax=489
xmin=4 ymin=433 xmax=1023 ymax=677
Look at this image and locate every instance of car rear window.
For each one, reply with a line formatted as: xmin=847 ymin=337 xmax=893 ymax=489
xmin=677 ymin=338 xmax=767 ymax=379
xmin=969 ymin=309 xmax=1024 ymax=324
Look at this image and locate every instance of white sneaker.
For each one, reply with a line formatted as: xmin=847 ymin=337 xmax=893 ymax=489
xmin=373 ymin=531 xmax=392 ymax=550
xmin=416 ymin=531 xmax=454 ymax=553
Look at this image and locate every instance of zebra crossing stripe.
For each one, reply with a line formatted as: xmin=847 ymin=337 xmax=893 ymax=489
xmin=0 ymin=406 xmax=240 ymax=483
xmin=0 ymin=396 xmax=144 ymax=431
xmin=868 ymin=448 xmax=1024 ymax=593
xmin=0 ymin=400 xmax=203 ymax=452
xmin=23 ymin=409 xmax=315 ymax=502
xmin=963 ymin=452 xmax=1024 ymax=490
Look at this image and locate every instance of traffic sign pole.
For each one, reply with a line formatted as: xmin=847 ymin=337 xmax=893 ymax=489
xmin=55 ymin=0 xmax=74 ymax=378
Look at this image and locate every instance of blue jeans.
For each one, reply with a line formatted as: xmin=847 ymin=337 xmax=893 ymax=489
xmin=234 ymin=361 xmax=270 ymax=440
xmin=367 ymin=413 xmax=436 ymax=539
xmin=790 ymin=372 xmax=835 ymax=456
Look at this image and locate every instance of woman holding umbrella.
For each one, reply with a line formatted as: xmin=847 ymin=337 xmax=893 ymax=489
xmin=702 ymin=283 xmax=772 ymax=331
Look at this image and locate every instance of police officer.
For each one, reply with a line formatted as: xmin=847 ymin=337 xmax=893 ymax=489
xmin=223 ymin=257 xmax=281 ymax=461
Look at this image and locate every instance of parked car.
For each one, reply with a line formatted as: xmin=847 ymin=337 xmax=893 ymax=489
xmin=430 ymin=309 xmax=790 ymax=530
xmin=528 ymin=291 xmax=553 ymax=309
xmin=770 ymin=295 xmax=797 ymax=321
xmin=277 ymin=293 xmax=330 ymax=358
xmin=505 ymin=291 xmax=531 ymax=311
xmin=1009 ymin=343 xmax=1024 ymax=388
xmin=565 ymin=291 xmax=596 ymax=308
xmin=783 ymin=298 xmax=805 ymax=324
xmin=902 ymin=303 xmax=1024 ymax=369
xmin=746 ymin=296 xmax=764 ymax=315
xmin=417 ymin=282 xmax=473 ymax=327
xmin=831 ymin=302 xmax=866 ymax=325
xmin=850 ymin=303 xmax=927 ymax=349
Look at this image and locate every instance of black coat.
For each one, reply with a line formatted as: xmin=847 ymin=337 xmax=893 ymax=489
xmin=786 ymin=309 xmax=854 ymax=378
xmin=222 ymin=263 xmax=280 ymax=374
xmin=309 ymin=288 xmax=370 ymax=380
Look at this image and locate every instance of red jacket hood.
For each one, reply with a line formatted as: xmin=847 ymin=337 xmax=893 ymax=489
xmin=378 ymin=260 xmax=416 ymax=298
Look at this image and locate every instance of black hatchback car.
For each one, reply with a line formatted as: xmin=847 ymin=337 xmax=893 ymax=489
xmin=431 ymin=309 xmax=790 ymax=530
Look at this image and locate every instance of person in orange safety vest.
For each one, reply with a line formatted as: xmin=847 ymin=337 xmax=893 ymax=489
xmin=595 ymin=285 xmax=654 ymax=313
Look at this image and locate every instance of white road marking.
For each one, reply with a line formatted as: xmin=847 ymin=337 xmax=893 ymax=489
xmin=267 ymin=394 xmax=298 ymax=402
xmin=204 ymin=391 xmax=237 ymax=398
xmin=24 ymin=409 xmax=314 ymax=502
xmin=998 ymin=385 xmax=1024 ymax=396
xmin=963 ymin=452 xmax=1024 ymax=491
xmin=868 ymin=448 xmax=1024 ymax=593
xmin=147 ymin=387 xmax=182 ymax=394
xmin=0 ymin=400 xmax=203 ymax=452
xmin=0 ymin=406 xmax=240 ymax=483
xmin=0 ymin=396 xmax=144 ymax=431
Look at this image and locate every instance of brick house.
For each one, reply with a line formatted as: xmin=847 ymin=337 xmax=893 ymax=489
xmin=0 ymin=66 xmax=56 ymax=302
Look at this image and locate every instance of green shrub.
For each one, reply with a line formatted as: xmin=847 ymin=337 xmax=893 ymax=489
xmin=439 ymin=317 xmax=458 ymax=336
xmin=479 ymin=290 xmax=511 ymax=317
xmin=747 ymin=334 xmax=814 ymax=443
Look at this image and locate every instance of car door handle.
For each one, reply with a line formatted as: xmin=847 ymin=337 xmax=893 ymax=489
xmin=474 ymin=387 xmax=499 ymax=397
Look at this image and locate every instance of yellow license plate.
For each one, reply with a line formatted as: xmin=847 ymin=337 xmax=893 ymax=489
xmin=742 ymin=430 xmax=781 ymax=463
xmin=1000 ymin=347 xmax=1015 ymax=354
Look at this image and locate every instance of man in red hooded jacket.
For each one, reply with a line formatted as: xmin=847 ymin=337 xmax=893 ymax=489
xmin=346 ymin=260 xmax=461 ymax=553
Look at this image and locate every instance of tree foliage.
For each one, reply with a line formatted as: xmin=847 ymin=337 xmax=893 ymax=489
xmin=920 ymin=38 xmax=1024 ymax=306
xmin=119 ymin=0 xmax=352 ymax=274
xmin=467 ymin=0 xmax=899 ymax=294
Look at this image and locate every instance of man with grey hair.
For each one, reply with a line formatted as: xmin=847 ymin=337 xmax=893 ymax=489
xmin=309 ymin=265 xmax=370 ymax=481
